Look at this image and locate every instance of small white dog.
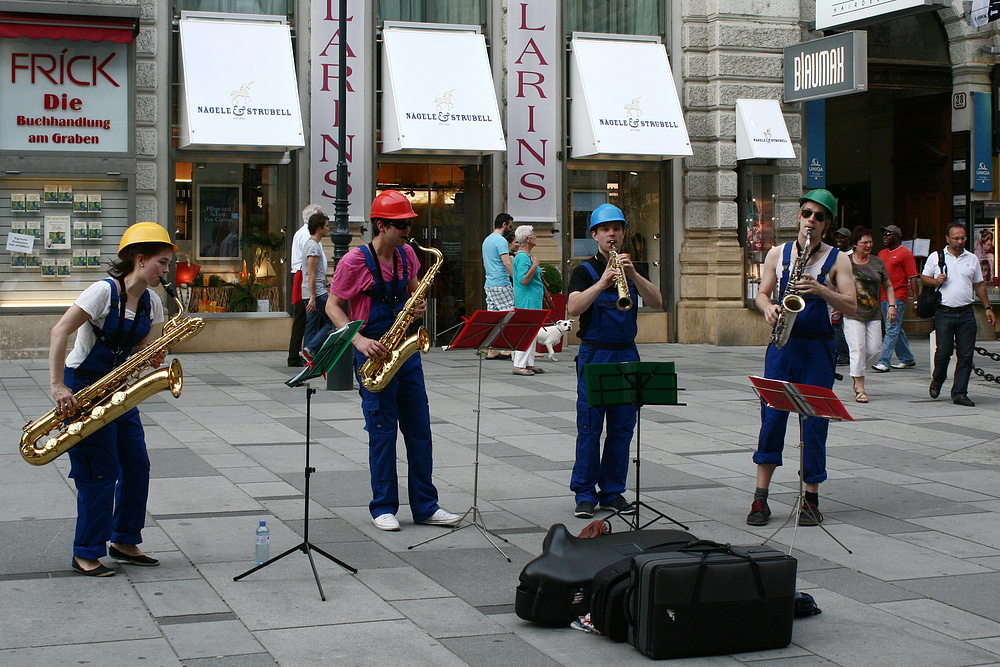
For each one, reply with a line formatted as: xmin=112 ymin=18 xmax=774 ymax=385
xmin=534 ymin=319 xmax=574 ymax=361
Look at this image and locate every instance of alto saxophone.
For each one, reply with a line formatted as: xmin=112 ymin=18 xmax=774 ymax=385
xmin=608 ymin=243 xmax=633 ymax=311
xmin=769 ymin=229 xmax=811 ymax=348
xmin=359 ymin=242 xmax=443 ymax=393
xmin=20 ymin=279 xmax=204 ymax=466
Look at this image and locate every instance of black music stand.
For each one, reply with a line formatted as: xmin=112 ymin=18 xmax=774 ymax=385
xmin=749 ymin=375 xmax=853 ymax=555
xmin=233 ymin=321 xmax=363 ymax=601
xmin=408 ymin=308 xmax=550 ymax=561
xmin=584 ymin=361 xmax=688 ymax=531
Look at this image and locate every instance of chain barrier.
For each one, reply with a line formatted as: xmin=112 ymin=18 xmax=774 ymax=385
xmin=972 ymin=346 xmax=1000 ymax=384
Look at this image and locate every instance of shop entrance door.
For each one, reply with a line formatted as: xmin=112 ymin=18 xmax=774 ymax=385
xmin=376 ymin=163 xmax=485 ymax=345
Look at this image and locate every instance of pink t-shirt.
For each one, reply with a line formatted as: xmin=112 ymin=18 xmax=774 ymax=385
xmin=329 ymin=242 xmax=420 ymax=326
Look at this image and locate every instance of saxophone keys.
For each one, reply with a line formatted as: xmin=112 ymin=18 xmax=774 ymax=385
xmin=91 ymin=405 xmax=106 ymax=419
xmin=67 ymin=422 xmax=84 ymax=435
xmin=110 ymin=391 xmax=127 ymax=406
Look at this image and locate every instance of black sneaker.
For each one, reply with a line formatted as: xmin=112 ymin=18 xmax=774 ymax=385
xmin=798 ymin=501 xmax=824 ymax=526
xmin=574 ymin=501 xmax=595 ymax=518
xmin=599 ymin=496 xmax=636 ymax=515
xmin=746 ymin=498 xmax=771 ymax=526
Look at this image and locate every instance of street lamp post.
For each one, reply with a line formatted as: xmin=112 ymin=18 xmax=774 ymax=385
xmin=327 ymin=0 xmax=353 ymax=391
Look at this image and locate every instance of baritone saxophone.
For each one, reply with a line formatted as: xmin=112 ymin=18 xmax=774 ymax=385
xmin=358 ymin=241 xmax=442 ymax=392
xmin=20 ymin=279 xmax=204 ymax=465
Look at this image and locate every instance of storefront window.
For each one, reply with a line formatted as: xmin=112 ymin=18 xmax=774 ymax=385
xmin=378 ymin=0 xmax=485 ymax=25
xmin=566 ymin=0 xmax=662 ymax=36
xmin=173 ymin=162 xmax=289 ymax=313
xmin=738 ymin=165 xmax=780 ymax=308
xmin=175 ymin=0 xmax=291 ymax=16
xmin=566 ymin=169 xmax=662 ymax=301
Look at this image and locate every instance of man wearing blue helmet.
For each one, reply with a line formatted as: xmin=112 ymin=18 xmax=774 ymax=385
xmin=566 ymin=203 xmax=663 ymax=519
xmin=747 ymin=189 xmax=856 ymax=528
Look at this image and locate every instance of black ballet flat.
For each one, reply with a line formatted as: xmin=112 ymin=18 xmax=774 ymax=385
xmin=109 ymin=545 xmax=159 ymax=566
xmin=72 ymin=559 xmax=115 ymax=577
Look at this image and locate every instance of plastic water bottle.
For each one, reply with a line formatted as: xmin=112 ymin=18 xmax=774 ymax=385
xmin=255 ymin=519 xmax=270 ymax=565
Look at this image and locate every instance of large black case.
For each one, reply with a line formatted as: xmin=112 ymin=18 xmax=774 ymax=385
xmin=627 ymin=542 xmax=797 ymax=659
xmin=515 ymin=524 xmax=695 ymax=627
xmin=589 ymin=556 xmax=633 ymax=641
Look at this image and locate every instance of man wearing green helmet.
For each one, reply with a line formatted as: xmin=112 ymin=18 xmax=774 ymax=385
xmin=748 ymin=190 xmax=856 ymax=528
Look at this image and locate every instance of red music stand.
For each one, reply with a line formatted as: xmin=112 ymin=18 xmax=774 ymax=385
xmin=408 ymin=308 xmax=550 ymax=560
xmin=749 ymin=376 xmax=853 ymax=555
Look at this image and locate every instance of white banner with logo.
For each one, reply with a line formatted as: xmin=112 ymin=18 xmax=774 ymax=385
xmin=381 ymin=25 xmax=505 ymax=154
xmin=735 ymin=99 xmax=795 ymax=160
xmin=310 ymin=0 xmax=368 ymax=222
xmin=0 ymin=37 xmax=129 ymax=152
xmin=178 ymin=16 xmax=304 ymax=151
xmin=569 ymin=36 xmax=691 ymax=159
xmin=506 ymin=1 xmax=559 ymax=223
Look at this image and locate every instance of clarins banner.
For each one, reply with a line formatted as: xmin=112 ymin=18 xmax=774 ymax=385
xmin=0 ymin=37 xmax=129 ymax=153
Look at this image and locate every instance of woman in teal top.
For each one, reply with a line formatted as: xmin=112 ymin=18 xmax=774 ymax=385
xmin=512 ymin=225 xmax=545 ymax=376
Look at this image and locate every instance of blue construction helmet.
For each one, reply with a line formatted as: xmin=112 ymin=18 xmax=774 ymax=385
xmin=589 ymin=203 xmax=627 ymax=230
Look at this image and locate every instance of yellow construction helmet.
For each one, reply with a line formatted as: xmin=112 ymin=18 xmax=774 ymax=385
xmin=117 ymin=222 xmax=179 ymax=258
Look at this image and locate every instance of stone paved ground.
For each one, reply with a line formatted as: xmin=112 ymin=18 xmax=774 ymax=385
xmin=2 ymin=339 xmax=1000 ymax=666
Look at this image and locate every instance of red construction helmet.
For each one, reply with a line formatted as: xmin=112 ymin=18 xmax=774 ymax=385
xmin=370 ymin=190 xmax=417 ymax=220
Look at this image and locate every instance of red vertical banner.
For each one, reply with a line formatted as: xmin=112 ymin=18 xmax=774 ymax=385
xmin=506 ymin=1 xmax=559 ymax=223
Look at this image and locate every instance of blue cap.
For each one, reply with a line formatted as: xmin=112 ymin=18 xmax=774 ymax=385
xmin=589 ymin=203 xmax=627 ymax=230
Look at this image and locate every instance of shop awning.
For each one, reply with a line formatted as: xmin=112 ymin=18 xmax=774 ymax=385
xmin=569 ymin=35 xmax=691 ymax=159
xmin=0 ymin=10 xmax=138 ymax=44
xmin=735 ymin=99 xmax=795 ymax=160
xmin=381 ymin=23 xmax=505 ymax=155
xmin=177 ymin=14 xmax=304 ymax=152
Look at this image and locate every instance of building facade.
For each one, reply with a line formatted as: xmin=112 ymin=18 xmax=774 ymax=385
xmin=0 ymin=0 xmax=996 ymax=357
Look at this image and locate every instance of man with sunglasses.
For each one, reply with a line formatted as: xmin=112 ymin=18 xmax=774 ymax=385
xmin=325 ymin=190 xmax=460 ymax=532
xmin=748 ymin=189 xmax=857 ymax=528
xmin=872 ymin=224 xmax=919 ymax=373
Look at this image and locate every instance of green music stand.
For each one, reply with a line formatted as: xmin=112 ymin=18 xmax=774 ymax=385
xmin=235 ymin=320 xmax=363 ymax=601
xmin=584 ymin=361 xmax=687 ymax=531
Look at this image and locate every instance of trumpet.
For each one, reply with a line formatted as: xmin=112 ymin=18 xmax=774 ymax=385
xmin=608 ymin=243 xmax=633 ymax=311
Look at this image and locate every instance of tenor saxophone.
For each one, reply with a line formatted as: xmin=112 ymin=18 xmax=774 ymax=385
xmin=608 ymin=243 xmax=633 ymax=311
xmin=358 ymin=242 xmax=443 ymax=392
xmin=20 ymin=279 xmax=204 ymax=466
xmin=769 ymin=229 xmax=810 ymax=348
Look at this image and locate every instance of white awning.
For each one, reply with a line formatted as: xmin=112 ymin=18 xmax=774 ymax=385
xmin=736 ymin=99 xmax=795 ymax=160
xmin=381 ymin=24 xmax=505 ymax=155
xmin=178 ymin=14 xmax=304 ymax=152
xmin=569 ymin=36 xmax=691 ymax=159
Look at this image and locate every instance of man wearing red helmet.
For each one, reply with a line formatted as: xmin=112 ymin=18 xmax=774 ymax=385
xmin=326 ymin=191 xmax=460 ymax=532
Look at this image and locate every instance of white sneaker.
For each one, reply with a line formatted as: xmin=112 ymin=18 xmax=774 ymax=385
xmin=871 ymin=363 xmax=890 ymax=372
xmin=372 ymin=513 xmax=400 ymax=531
xmin=891 ymin=362 xmax=915 ymax=369
xmin=418 ymin=509 xmax=461 ymax=527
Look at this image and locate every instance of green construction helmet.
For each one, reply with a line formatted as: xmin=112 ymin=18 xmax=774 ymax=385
xmin=799 ymin=189 xmax=837 ymax=221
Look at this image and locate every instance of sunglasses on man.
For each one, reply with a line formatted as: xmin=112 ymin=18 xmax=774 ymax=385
xmin=800 ymin=207 xmax=826 ymax=223
xmin=388 ymin=220 xmax=413 ymax=230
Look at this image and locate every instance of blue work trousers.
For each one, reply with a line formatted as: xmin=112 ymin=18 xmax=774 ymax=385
xmin=67 ymin=407 xmax=149 ymax=559
xmin=354 ymin=349 xmax=440 ymax=521
xmin=570 ymin=345 xmax=638 ymax=505
xmin=754 ymin=338 xmax=834 ymax=484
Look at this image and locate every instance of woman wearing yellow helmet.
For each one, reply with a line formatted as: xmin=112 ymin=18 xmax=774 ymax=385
xmin=48 ymin=222 xmax=177 ymax=576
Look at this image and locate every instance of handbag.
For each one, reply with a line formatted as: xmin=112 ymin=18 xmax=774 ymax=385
xmin=915 ymin=251 xmax=946 ymax=319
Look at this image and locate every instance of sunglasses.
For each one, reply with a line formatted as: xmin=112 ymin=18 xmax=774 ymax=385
xmin=800 ymin=208 xmax=826 ymax=223
xmin=388 ymin=220 xmax=413 ymax=230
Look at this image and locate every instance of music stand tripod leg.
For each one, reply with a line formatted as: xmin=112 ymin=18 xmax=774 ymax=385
xmin=233 ymin=384 xmax=357 ymax=601
xmin=407 ymin=349 xmax=511 ymax=561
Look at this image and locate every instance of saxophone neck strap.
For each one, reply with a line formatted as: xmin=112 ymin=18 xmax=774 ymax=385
xmin=360 ymin=243 xmax=406 ymax=308
xmin=90 ymin=277 xmax=148 ymax=364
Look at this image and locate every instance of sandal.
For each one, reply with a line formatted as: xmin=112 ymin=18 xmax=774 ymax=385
xmin=855 ymin=391 xmax=868 ymax=403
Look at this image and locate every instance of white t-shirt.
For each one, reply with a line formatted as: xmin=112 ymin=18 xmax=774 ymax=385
xmin=922 ymin=248 xmax=983 ymax=308
xmin=65 ymin=280 xmax=166 ymax=369
xmin=290 ymin=223 xmax=311 ymax=274
xmin=301 ymin=238 xmax=329 ymax=300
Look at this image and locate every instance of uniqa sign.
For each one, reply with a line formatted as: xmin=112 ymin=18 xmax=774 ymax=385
xmin=0 ymin=37 xmax=129 ymax=152
xmin=783 ymin=32 xmax=867 ymax=104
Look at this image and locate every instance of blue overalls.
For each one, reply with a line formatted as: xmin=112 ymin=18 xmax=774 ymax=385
xmin=570 ymin=260 xmax=640 ymax=505
xmin=754 ymin=244 xmax=840 ymax=484
xmin=65 ymin=278 xmax=152 ymax=559
xmin=353 ymin=245 xmax=441 ymax=521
